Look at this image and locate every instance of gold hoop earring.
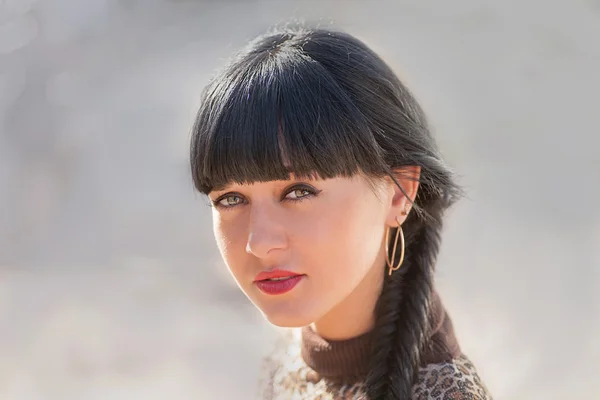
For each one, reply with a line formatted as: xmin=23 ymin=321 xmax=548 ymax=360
xmin=385 ymin=216 xmax=405 ymax=276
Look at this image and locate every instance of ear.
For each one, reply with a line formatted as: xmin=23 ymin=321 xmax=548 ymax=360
xmin=385 ymin=166 xmax=421 ymax=227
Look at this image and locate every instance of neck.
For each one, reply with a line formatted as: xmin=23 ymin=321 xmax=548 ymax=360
xmin=301 ymin=289 xmax=463 ymax=381
xmin=310 ymin=248 xmax=385 ymax=340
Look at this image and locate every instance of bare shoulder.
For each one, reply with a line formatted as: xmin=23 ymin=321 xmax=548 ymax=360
xmin=412 ymin=355 xmax=493 ymax=400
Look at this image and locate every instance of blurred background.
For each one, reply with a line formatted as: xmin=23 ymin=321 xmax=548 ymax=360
xmin=1 ymin=0 xmax=599 ymax=399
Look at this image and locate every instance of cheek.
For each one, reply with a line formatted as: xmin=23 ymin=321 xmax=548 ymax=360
xmin=303 ymin=198 xmax=383 ymax=275
xmin=212 ymin=212 xmax=246 ymax=268
xmin=212 ymin=213 xmax=225 ymax=251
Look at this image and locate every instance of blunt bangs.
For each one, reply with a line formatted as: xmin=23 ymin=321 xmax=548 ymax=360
xmin=190 ymin=37 xmax=386 ymax=194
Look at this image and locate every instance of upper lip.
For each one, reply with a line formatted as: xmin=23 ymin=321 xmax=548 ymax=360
xmin=254 ymin=269 xmax=304 ymax=282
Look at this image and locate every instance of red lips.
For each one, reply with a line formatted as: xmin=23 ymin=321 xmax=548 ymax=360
xmin=254 ymin=269 xmax=305 ymax=295
xmin=254 ymin=269 xmax=303 ymax=282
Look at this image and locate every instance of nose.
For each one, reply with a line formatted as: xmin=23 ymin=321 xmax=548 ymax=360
xmin=245 ymin=207 xmax=288 ymax=258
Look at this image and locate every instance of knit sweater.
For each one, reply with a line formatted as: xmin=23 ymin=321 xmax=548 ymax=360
xmin=256 ymin=292 xmax=492 ymax=399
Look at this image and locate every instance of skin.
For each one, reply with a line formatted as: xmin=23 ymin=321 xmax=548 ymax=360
xmin=208 ymin=167 xmax=420 ymax=340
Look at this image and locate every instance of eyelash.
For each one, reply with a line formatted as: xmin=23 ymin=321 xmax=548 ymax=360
xmin=211 ymin=185 xmax=321 ymax=210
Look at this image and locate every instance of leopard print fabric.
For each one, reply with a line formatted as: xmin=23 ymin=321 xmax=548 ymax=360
xmin=411 ymin=356 xmax=492 ymax=400
xmin=256 ymin=330 xmax=492 ymax=399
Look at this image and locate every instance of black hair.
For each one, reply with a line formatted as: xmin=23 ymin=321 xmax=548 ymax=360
xmin=190 ymin=26 xmax=462 ymax=399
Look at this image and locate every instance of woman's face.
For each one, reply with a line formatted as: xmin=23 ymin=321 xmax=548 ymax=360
xmin=208 ymin=173 xmax=397 ymax=328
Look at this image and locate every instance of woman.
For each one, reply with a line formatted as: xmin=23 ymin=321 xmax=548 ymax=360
xmin=190 ymin=26 xmax=492 ymax=399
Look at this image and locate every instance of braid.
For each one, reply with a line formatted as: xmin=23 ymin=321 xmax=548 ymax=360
xmin=365 ymin=206 xmax=445 ymax=399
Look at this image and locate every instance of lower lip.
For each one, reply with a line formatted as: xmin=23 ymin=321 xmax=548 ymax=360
xmin=254 ymin=275 xmax=304 ymax=295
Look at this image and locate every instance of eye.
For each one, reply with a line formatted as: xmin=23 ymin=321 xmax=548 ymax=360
xmin=286 ymin=188 xmax=311 ymax=199
xmin=215 ymin=194 xmax=244 ymax=208
xmin=283 ymin=185 xmax=319 ymax=201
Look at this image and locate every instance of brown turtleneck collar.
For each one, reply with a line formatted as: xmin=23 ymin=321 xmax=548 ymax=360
xmin=300 ymin=291 xmax=461 ymax=381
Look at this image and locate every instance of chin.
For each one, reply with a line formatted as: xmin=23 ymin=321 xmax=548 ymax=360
xmin=259 ymin=307 xmax=316 ymax=328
